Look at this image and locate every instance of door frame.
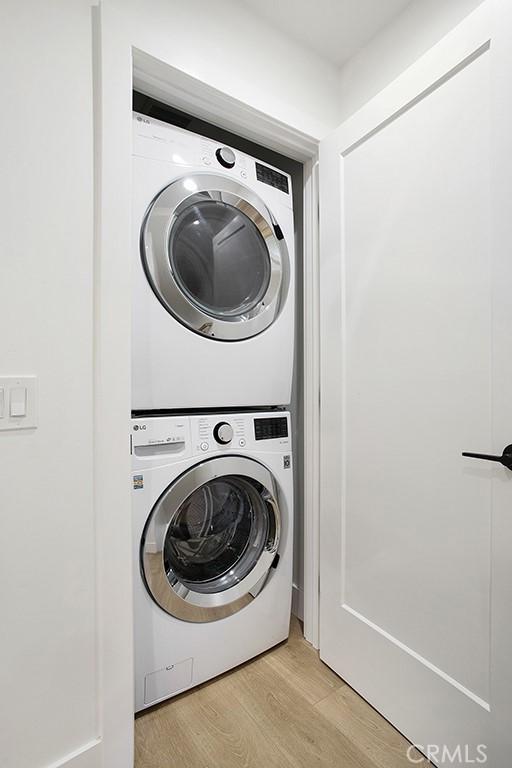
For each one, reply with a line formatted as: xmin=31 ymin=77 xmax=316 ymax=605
xmin=93 ymin=7 xmax=321 ymax=765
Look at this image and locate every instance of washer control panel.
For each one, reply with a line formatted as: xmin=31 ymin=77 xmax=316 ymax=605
xmin=190 ymin=412 xmax=290 ymax=456
xmin=194 ymin=414 xmax=247 ymax=454
xmin=131 ymin=412 xmax=290 ymax=462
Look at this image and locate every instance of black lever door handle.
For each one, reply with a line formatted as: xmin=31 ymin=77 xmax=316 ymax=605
xmin=462 ymin=444 xmax=512 ymax=471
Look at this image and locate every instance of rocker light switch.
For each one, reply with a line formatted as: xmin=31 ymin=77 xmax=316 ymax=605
xmin=0 ymin=377 xmax=37 ymax=430
xmin=10 ymin=387 xmax=27 ymax=417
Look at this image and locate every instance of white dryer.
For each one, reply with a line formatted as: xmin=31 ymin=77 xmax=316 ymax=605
xmin=132 ymin=113 xmax=295 ymax=410
xmin=131 ymin=411 xmax=293 ymax=712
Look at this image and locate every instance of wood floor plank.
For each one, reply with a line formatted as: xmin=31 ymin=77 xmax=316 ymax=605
xmin=264 ymin=619 xmax=343 ymax=705
xmin=314 ymin=684 xmax=431 ymax=767
xmin=209 ymin=656 xmax=376 ymax=768
xmin=135 ymin=679 xmax=295 ymax=768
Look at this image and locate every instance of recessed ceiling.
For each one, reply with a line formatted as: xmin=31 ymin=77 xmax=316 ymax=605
xmin=241 ymin=0 xmax=413 ymax=67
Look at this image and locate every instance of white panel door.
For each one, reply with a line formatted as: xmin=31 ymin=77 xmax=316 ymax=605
xmin=319 ymin=3 xmax=512 ymax=765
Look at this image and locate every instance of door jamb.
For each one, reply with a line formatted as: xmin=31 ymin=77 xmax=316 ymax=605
xmin=302 ymin=157 xmax=321 ymax=649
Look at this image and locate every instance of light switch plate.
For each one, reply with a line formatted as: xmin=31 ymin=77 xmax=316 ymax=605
xmin=0 ymin=376 xmax=37 ymax=431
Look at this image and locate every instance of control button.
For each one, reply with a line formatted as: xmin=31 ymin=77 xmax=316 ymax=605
xmin=202 ymin=156 xmax=212 ymax=165
xmin=240 ymin=170 xmax=247 ymax=179
xmin=213 ymin=422 xmax=233 ymax=444
xmin=200 ymin=441 xmax=209 ymax=451
xmin=239 ymin=438 xmax=246 ymax=447
xmin=215 ymin=147 xmax=235 ymax=169
xmin=10 ymin=387 xmax=26 ymax=417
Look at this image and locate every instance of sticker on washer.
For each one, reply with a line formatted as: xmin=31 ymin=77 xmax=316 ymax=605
xmin=133 ymin=474 xmax=144 ymax=490
xmin=283 ymin=455 xmax=291 ymax=469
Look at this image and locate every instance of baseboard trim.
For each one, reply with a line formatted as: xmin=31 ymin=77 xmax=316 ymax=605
xmin=291 ymin=584 xmax=304 ymax=621
xmin=46 ymin=738 xmax=102 ymax=768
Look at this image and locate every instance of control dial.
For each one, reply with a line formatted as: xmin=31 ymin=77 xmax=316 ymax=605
xmin=215 ymin=147 xmax=236 ymax=169
xmin=213 ymin=421 xmax=233 ymax=445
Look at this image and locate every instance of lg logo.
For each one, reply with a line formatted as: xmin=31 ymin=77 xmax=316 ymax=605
xmin=133 ymin=424 xmax=147 ymax=431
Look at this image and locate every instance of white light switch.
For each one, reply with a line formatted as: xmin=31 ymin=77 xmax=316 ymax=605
xmin=0 ymin=376 xmax=37 ymax=430
xmin=10 ymin=387 xmax=27 ymax=417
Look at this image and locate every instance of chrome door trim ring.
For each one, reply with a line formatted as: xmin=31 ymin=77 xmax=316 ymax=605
xmin=141 ymin=456 xmax=281 ymax=623
xmin=141 ymin=173 xmax=290 ymax=341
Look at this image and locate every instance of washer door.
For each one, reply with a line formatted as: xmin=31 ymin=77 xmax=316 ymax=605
xmin=141 ymin=456 xmax=281 ymax=622
xmin=141 ymin=174 xmax=289 ymax=340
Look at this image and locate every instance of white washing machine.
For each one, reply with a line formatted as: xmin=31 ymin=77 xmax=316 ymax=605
xmin=132 ymin=113 xmax=295 ymax=410
xmin=132 ymin=411 xmax=293 ymax=712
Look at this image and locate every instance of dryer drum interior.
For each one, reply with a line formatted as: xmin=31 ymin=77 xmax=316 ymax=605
xmin=141 ymin=174 xmax=290 ymax=341
xmin=170 ymin=200 xmax=271 ymax=318
xmin=141 ymin=456 xmax=281 ymax=622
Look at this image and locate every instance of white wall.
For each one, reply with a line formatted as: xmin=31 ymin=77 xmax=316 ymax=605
xmin=111 ymin=0 xmax=341 ymax=139
xmin=338 ymin=0 xmax=485 ymax=122
xmin=0 ymin=2 xmax=97 ymax=768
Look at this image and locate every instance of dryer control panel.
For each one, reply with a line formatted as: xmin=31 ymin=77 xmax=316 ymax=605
xmin=132 ymin=112 xmax=293 ymax=210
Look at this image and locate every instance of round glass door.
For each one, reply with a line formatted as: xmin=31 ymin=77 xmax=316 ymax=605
xmin=169 ymin=201 xmax=271 ymax=319
xmin=141 ymin=174 xmax=289 ymax=341
xmin=141 ymin=457 xmax=281 ymax=623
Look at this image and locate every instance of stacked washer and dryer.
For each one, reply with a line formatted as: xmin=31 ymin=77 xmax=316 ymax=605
xmin=131 ymin=113 xmax=296 ymax=712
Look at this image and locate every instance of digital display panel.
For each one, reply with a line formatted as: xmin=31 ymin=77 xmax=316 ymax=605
xmin=255 ymin=163 xmax=289 ymax=194
xmin=254 ymin=417 xmax=288 ymax=440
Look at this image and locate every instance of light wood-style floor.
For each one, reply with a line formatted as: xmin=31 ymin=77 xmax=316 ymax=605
xmin=135 ymin=617 xmax=430 ymax=768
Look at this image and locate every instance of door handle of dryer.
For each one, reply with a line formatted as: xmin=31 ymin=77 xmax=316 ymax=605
xmin=268 ymin=211 xmax=284 ymax=241
xmin=462 ymin=444 xmax=512 ymax=471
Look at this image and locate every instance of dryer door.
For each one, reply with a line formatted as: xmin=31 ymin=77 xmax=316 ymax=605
xmin=141 ymin=456 xmax=281 ymax=622
xmin=141 ymin=174 xmax=289 ymax=340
